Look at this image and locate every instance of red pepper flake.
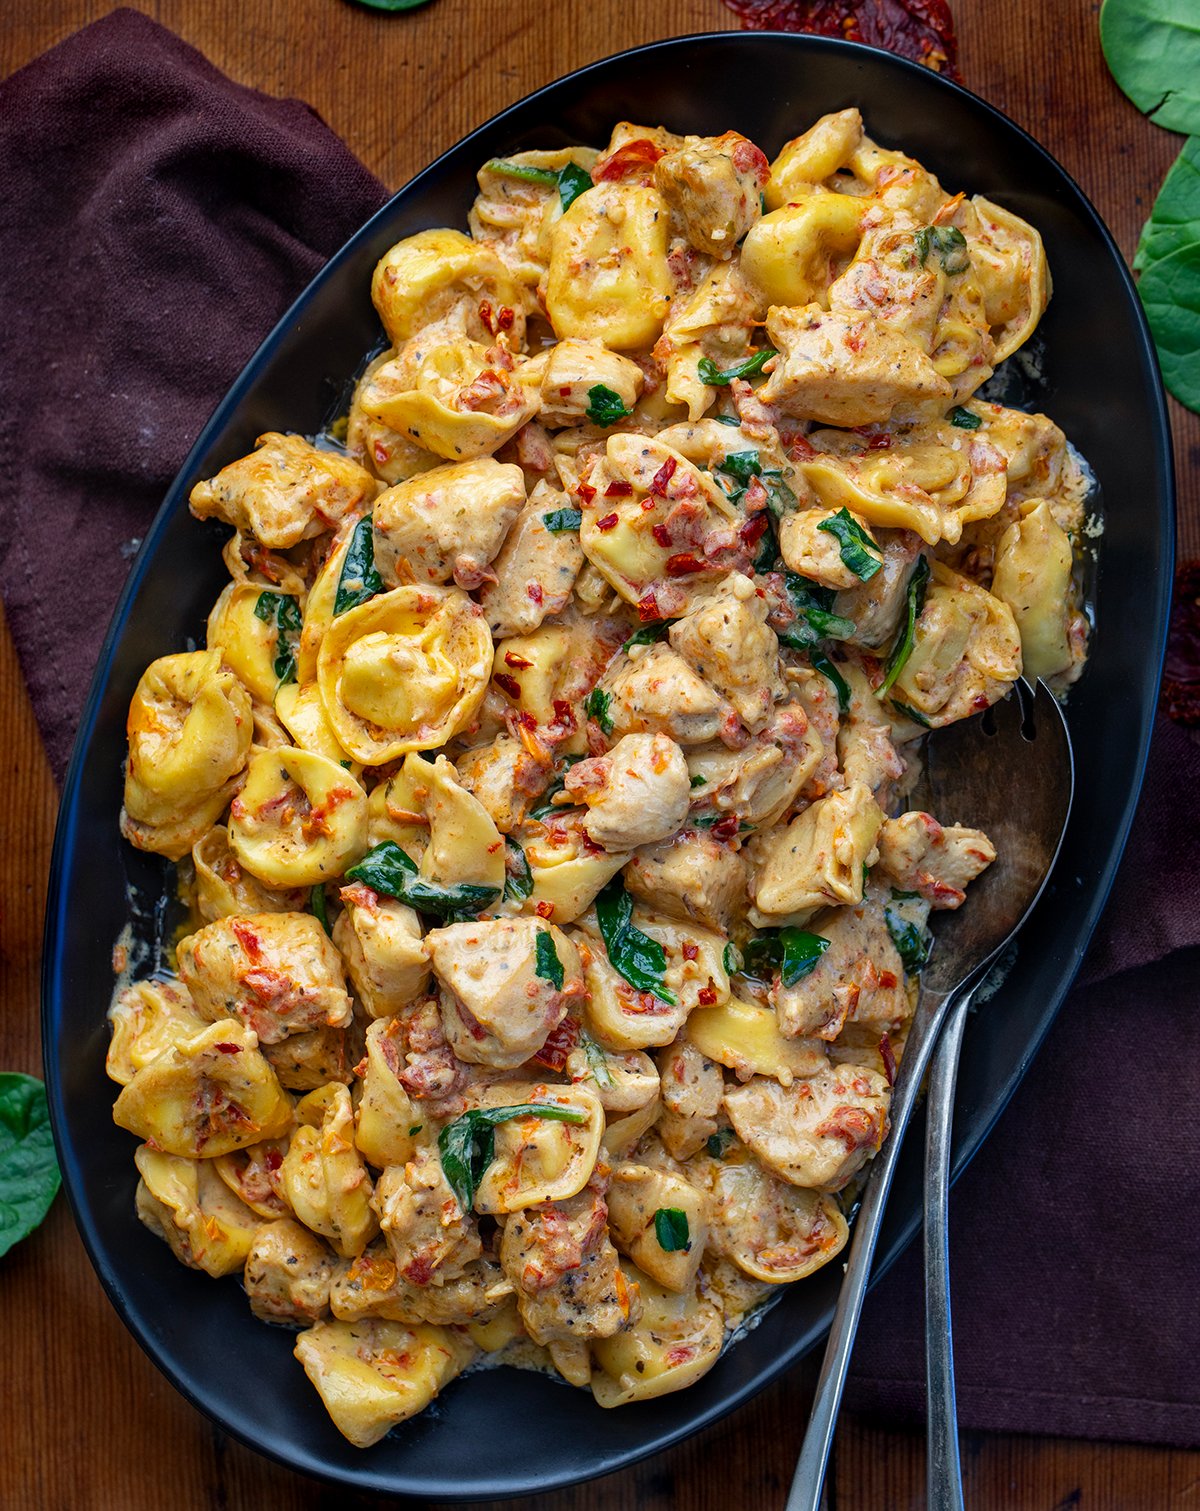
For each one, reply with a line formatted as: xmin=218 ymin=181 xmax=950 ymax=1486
xmin=637 ymin=591 xmax=661 ymax=622
xmin=665 ymin=552 xmax=705 ymax=577
xmin=697 ymin=984 xmax=718 ymax=1006
xmin=879 ymin=1033 xmax=897 ymax=1086
xmin=526 ymin=582 xmax=544 ymax=605
xmin=596 ymin=511 xmax=619 ymax=531
xmin=649 ymin=456 xmax=677 ymax=496
xmin=504 ymin=650 xmax=533 ymax=669
xmin=739 ymin=513 xmax=769 ymax=547
xmin=681 ymin=941 xmax=699 ymax=961
xmin=711 ymin=813 xmax=742 ymax=842
xmin=552 ymin=698 xmax=577 ymax=729
xmin=494 ymin=672 xmax=522 ymax=699
xmin=789 ymin=433 xmax=815 ymax=460
xmin=518 ymin=711 xmax=539 ymax=731
xmin=878 ymin=970 xmax=899 ymax=990
xmin=652 ymin=523 xmax=673 ymax=548
xmin=578 ymin=482 xmax=597 ymax=504
xmin=972 ymin=693 xmax=990 ymax=711
xmin=535 ymin=900 xmax=555 ymax=919
xmin=867 ymin=432 xmax=893 ymax=450
xmin=263 ymin=1148 xmax=283 ymax=1172
xmin=497 ymin=306 xmax=515 ymax=331
xmin=719 ymin=0 xmax=960 ymax=80
xmin=213 ymin=1042 xmax=242 ymax=1055
xmin=595 ymin=138 xmax=664 ymax=181
xmin=604 ymin=480 xmax=633 ymax=497
xmin=532 ymin=1016 xmax=580 ymax=1073
xmin=478 ymin=299 xmax=496 ymax=334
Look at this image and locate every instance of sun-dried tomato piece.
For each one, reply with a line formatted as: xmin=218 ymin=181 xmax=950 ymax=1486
xmin=720 ymin=0 xmax=960 ymax=80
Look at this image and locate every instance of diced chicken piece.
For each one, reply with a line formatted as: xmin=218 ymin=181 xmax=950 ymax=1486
xmin=389 ymin=994 xmax=469 ymax=1121
xmin=667 ymin=573 xmax=785 ymax=732
xmin=538 ymin=339 xmax=644 ymax=425
xmin=262 ymin=1021 xmax=360 ymax=1092
xmin=623 ymin=831 xmax=749 ymax=933
xmin=455 ymin=733 xmax=550 ymax=832
xmin=654 ymin=132 xmax=769 ymax=258
xmin=605 ymin=643 xmax=736 ymax=747
xmin=244 ymin=1218 xmax=335 ymax=1326
xmin=372 ymin=457 xmax=525 ymax=590
xmin=330 ymin=1240 xmax=512 ymax=1326
xmin=176 ymin=913 xmax=352 ymax=1046
xmin=758 ymin=304 xmax=952 ymax=427
xmin=428 ymin=919 xmax=586 ymax=1069
xmin=837 ymin=665 xmax=905 ymax=797
xmin=333 ymin=888 xmax=430 ymax=1019
xmin=748 ymin=783 xmax=884 ymax=924
xmin=832 ymin=529 xmax=924 ymax=648
xmin=188 ymin=432 xmax=376 ymax=548
xmin=723 ymin=1066 xmax=890 ymax=1191
xmin=770 ymin=902 xmax=907 ymax=1040
xmin=565 ymin=732 xmax=691 ymax=851
xmin=372 ymin=1147 xmax=482 ymax=1286
xmin=477 ymin=480 xmax=584 ymax=637
xmin=499 ymin=1188 xmax=633 ymax=1344
xmin=876 ymin=811 xmax=996 ymax=908
xmin=656 ymin=1039 xmax=724 ymax=1160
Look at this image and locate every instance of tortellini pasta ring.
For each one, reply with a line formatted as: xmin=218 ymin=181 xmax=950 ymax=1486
xmin=227 ymin=747 xmax=369 ymax=888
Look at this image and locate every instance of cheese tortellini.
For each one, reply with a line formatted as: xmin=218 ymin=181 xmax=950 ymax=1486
xmin=111 ymin=109 xmax=1087 ymax=1448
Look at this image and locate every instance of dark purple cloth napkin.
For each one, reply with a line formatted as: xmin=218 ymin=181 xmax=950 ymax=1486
xmin=3 ymin=6 xmax=1198 ymax=1451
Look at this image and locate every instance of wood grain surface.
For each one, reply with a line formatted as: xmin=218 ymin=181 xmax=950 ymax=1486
xmin=1 ymin=2 xmax=1196 ymax=1507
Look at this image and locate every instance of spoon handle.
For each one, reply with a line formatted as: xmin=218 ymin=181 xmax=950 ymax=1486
xmin=924 ymin=987 xmax=975 ymax=1511
xmin=785 ymin=986 xmax=954 ymax=1511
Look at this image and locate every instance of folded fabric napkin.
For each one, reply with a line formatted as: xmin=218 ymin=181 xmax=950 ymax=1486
xmin=3 ymin=6 xmax=1197 ymax=1451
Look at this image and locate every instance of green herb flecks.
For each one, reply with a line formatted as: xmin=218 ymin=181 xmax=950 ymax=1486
xmin=654 ymin=1207 xmax=691 ymax=1252
xmin=914 ymin=224 xmax=971 ymax=275
xmin=878 ymin=555 xmax=931 ymax=698
xmin=0 ymin=1074 xmax=60 ymax=1259
xmin=706 ymin=1128 xmax=736 ymax=1158
xmin=698 ymin=348 xmax=778 ymax=386
xmin=253 ymin=591 xmax=302 ymax=685
xmin=623 ymin=618 xmax=679 ymax=652
xmin=817 ymin=508 xmax=883 ymax=581
xmin=885 ymin=907 xmax=932 ymax=975
xmin=334 ymin=514 xmax=384 ymax=616
xmin=948 ymin=405 xmax=982 ymax=429
xmin=535 ymin=930 xmax=564 ymax=990
xmin=346 ymin=841 xmax=499 ymax=920
xmin=586 ymin=384 xmax=633 ymax=428
xmin=595 ymin=879 xmax=676 ymax=1003
xmin=438 ymin=1102 xmax=589 ymax=1210
xmin=543 ymin=507 xmax=583 ymax=533
xmin=585 ymin=687 xmax=614 ymax=735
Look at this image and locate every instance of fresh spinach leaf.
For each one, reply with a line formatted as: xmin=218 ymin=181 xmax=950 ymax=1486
xmin=485 ymin=160 xmax=593 ymax=211
xmin=253 ymin=591 xmax=302 ymax=685
xmin=543 ymin=507 xmax=583 ymax=533
xmin=528 ymin=756 xmax=584 ymax=820
xmin=780 ymin=929 xmax=830 ymax=987
xmin=311 ymin=883 xmax=331 ymax=937
xmin=586 ymin=384 xmax=632 ymax=427
xmin=948 ymin=405 xmax=982 ymax=429
xmin=535 ymin=931 xmax=564 ymax=990
xmin=810 ymin=651 xmax=851 ymax=714
xmin=1138 ymin=240 xmax=1200 ymax=412
xmin=722 ymin=942 xmax=742 ymax=975
xmin=334 ymin=514 xmax=384 ymax=616
xmin=777 ymin=574 xmax=856 ymax=649
xmin=878 ymin=555 xmax=931 ymax=697
xmin=503 ymin=837 xmax=533 ymax=903
xmin=623 ymin=618 xmax=678 ymax=651
xmin=1136 ymin=137 xmax=1200 ymax=271
xmin=892 ymin=700 xmax=932 ymax=728
xmin=438 ymin=1102 xmax=589 ymax=1210
xmin=705 ymin=1128 xmax=736 ymax=1158
xmin=0 ymin=1074 xmax=60 ymax=1259
xmin=697 ymin=349 xmax=777 ymax=386
xmin=557 ymin=163 xmax=594 ymax=212
xmin=346 ymin=841 xmax=499 ymax=919
xmin=817 ymin=508 xmax=883 ymax=581
xmin=885 ymin=907 xmax=932 ymax=974
xmin=1100 ymin=0 xmax=1200 ymax=136
xmin=595 ymin=880 xmax=676 ymax=1003
xmin=585 ymin=687 xmax=614 ymax=734
xmin=654 ymin=1207 xmax=691 ymax=1252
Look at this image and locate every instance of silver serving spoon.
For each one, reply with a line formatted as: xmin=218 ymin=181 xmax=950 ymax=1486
xmin=786 ymin=680 xmax=1074 ymax=1511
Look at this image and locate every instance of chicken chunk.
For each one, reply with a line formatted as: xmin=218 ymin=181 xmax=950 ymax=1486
xmin=770 ymin=901 xmax=907 ymax=1040
xmin=499 ymin=1188 xmax=633 ymax=1344
xmin=243 ymin=1218 xmax=335 ymax=1326
xmin=176 ymin=912 xmax=352 ymax=1045
xmin=668 ymin=573 xmax=785 ymax=732
xmin=723 ymin=1066 xmax=890 ymax=1191
xmin=372 ymin=457 xmax=525 ymax=590
xmin=623 ymin=831 xmax=749 ymax=933
xmin=686 ymin=700 xmax=825 ymax=830
xmin=330 ymin=1240 xmax=512 ymax=1326
xmin=565 ymin=733 xmax=691 ymax=851
xmin=188 ymin=432 xmax=376 ymax=549
xmin=875 ymin=811 xmax=996 ymax=908
xmin=832 ymin=529 xmax=924 ymax=649
xmin=428 ymin=919 xmax=586 ymax=1068
xmin=758 ymin=304 xmax=952 ymax=427
xmin=654 ymin=132 xmax=769 ymax=258
xmin=605 ymin=643 xmax=736 ymax=747
xmin=454 ymin=732 xmax=549 ymax=832
xmin=656 ymin=1039 xmax=724 ymax=1160
xmin=372 ymin=1147 xmax=483 ymax=1285
xmin=477 ymin=480 xmax=584 ymax=637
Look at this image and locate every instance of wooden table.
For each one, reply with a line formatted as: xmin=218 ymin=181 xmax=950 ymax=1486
xmin=2 ymin=2 xmax=1196 ymax=1505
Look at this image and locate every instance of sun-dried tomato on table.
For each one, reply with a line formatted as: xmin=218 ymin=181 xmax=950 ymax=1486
xmin=720 ymin=0 xmax=960 ymax=80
